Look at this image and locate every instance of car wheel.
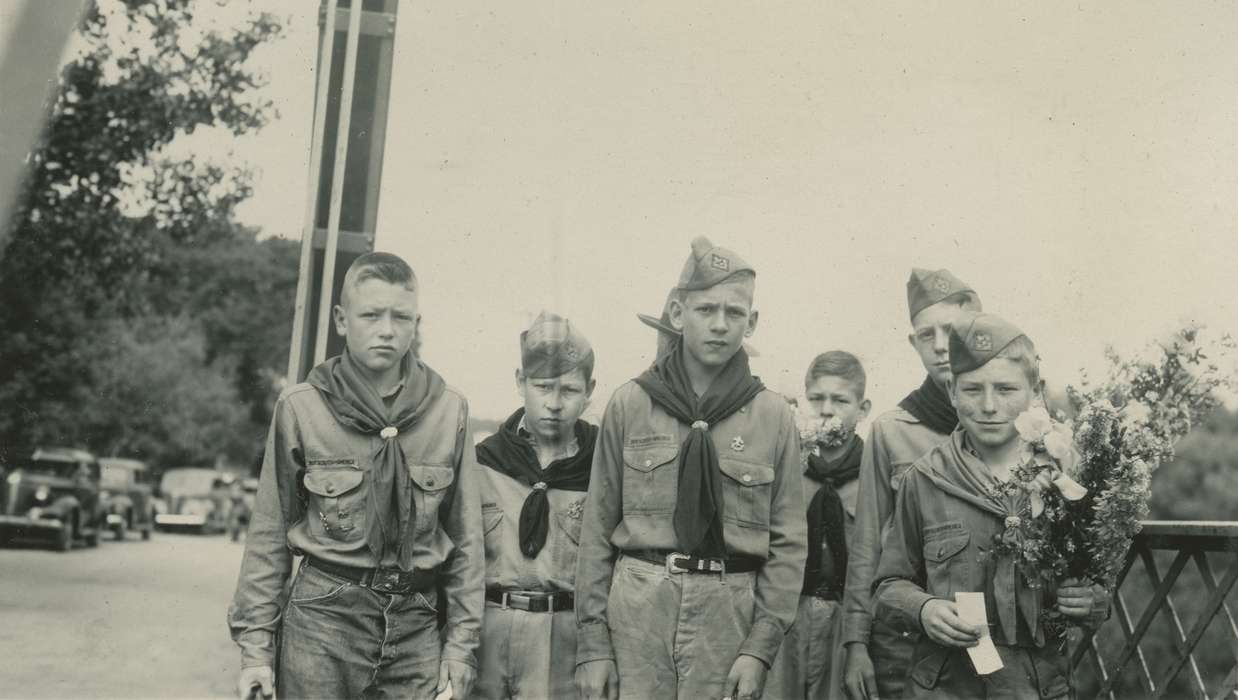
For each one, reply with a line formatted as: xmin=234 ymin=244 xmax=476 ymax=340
xmin=55 ymin=525 xmax=72 ymax=552
xmin=85 ymin=526 xmax=100 ymax=547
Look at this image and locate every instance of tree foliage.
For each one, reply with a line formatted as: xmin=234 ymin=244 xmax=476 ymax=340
xmin=0 ymin=0 xmax=293 ymax=468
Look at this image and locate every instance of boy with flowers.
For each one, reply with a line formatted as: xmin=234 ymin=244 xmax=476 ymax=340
xmin=767 ymin=351 xmax=871 ymax=699
xmin=873 ymin=314 xmax=1105 ymax=699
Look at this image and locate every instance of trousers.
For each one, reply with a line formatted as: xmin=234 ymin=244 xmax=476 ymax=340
xmin=607 ymin=554 xmax=758 ymax=700
xmin=765 ymin=595 xmax=844 ymax=699
xmin=276 ymin=562 xmax=441 ymax=699
xmin=474 ymin=603 xmax=577 ymax=699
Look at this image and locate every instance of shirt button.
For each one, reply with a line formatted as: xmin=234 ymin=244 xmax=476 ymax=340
xmin=937 ymin=546 xmax=946 ymax=557
xmin=742 ymin=474 xmax=752 ymax=483
xmin=426 ymin=478 xmax=436 ymax=487
xmin=325 ymin=484 xmax=335 ymax=494
xmin=644 ymin=459 xmax=652 ymax=467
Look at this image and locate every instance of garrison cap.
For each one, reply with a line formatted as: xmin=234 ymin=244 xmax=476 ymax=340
xmin=948 ymin=313 xmax=1028 ymax=375
xmin=521 ymin=312 xmax=594 ymax=379
xmin=675 ymin=237 xmax=755 ymax=291
xmin=906 ymin=268 xmax=978 ymax=321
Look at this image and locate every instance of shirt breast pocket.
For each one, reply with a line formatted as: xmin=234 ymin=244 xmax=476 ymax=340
xmin=303 ymin=468 xmax=366 ymax=542
xmin=409 ymin=464 xmax=455 ymax=535
xmin=923 ymin=528 xmax=970 ymax=597
xmin=621 ymin=445 xmax=678 ymax=515
xmin=718 ymin=458 xmax=776 ymax=528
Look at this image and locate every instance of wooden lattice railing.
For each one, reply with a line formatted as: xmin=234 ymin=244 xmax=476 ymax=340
xmin=1072 ymin=521 xmax=1238 ymax=700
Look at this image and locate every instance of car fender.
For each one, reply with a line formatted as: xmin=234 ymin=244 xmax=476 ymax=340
xmin=44 ymin=495 xmax=81 ymax=520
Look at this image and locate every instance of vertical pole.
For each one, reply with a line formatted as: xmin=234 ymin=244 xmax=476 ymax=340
xmin=286 ymin=0 xmax=338 ymax=384
xmin=311 ymin=1 xmax=364 ymax=366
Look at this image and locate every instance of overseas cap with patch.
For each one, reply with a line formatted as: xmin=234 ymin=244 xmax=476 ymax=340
xmin=949 ymin=313 xmax=1028 ymax=375
xmin=676 ymin=236 xmax=755 ymax=291
xmin=906 ymin=267 xmax=979 ymax=321
xmin=521 ymin=311 xmax=594 ymax=379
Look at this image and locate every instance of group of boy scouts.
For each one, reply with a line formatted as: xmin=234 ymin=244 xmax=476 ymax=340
xmin=228 ymin=238 xmax=1111 ymax=700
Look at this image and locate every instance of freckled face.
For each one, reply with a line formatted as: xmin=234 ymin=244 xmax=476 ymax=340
xmin=951 ymin=358 xmax=1038 ymax=451
xmin=333 ymin=278 xmax=419 ymax=378
xmin=669 ymin=278 xmax=759 ymax=371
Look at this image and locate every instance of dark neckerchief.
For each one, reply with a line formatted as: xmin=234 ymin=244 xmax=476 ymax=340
xmin=897 ymin=374 xmax=959 ymax=435
xmin=476 ymin=408 xmax=598 ymax=557
xmin=803 ymin=434 xmax=862 ymax=596
xmin=633 ymin=339 xmax=765 ymax=557
xmin=306 ymin=350 xmax=445 ymax=566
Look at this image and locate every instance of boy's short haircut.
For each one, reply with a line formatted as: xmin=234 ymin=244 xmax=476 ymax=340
xmin=804 ymin=350 xmax=866 ymax=398
xmin=343 ymin=252 xmax=417 ymax=297
xmin=993 ymin=334 xmax=1041 ymax=386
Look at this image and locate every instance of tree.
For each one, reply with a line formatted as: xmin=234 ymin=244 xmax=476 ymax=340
xmin=0 ymin=0 xmax=290 ymax=467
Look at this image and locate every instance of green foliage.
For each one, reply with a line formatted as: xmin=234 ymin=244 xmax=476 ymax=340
xmin=0 ymin=0 xmax=292 ymax=468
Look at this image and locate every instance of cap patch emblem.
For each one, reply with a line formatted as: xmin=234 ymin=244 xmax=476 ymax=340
xmin=731 ymin=435 xmax=746 ymax=452
xmin=932 ymin=276 xmax=951 ymax=294
xmin=711 ymin=253 xmax=731 ymax=272
xmin=973 ymin=332 xmax=993 ymax=352
xmin=562 ymin=343 xmax=578 ymax=362
xmin=566 ymin=499 xmax=584 ymax=520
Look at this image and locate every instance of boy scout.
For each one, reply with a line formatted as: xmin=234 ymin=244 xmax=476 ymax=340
xmin=574 ymin=237 xmax=806 ymax=700
xmin=767 ymin=351 xmax=871 ymax=699
xmin=228 ymin=252 xmax=483 ymax=699
xmin=843 ymin=268 xmax=981 ymax=700
xmin=873 ymin=314 xmax=1103 ymax=698
xmin=474 ymin=312 xmax=599 ymax=699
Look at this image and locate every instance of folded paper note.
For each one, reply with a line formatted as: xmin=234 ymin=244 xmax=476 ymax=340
xmin=956 ymin=592 xmax=1004 ymax=675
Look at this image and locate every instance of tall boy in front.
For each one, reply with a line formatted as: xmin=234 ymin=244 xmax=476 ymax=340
xmin=574 ymin=237 xmax=806 ymax=700
xmin=474 ymin=312 xmax=599 ymax=699
xmin=873 ymin=314 xmax=1102 ymax=698
xmin=767 ymin=351 xmax=871 ymax=699
xmin=228 ymin=252 xmax=483 ymax=699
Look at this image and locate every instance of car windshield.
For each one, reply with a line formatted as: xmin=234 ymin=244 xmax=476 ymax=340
xmin=160 ymin=469 xmax=219 ymax=495
xmin=20 ymin=459 xmax=81 ymax=478
xmin=99 ymin=466 xmax=131 ymax=489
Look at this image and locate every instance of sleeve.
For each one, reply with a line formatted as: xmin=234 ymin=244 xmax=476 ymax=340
xmin=841 ymin=420 xmax=894 ymax=645
xmin=227 ymin=395 xmax=300 ymax=669
xmin=872 ymin=472 xmax=936 ymax=635
xmin=737 ymin=401 xmax=807 ymax=666
xmin=439 ymin=398 xmax=485 ymax=667
xmin=573 ymin=388 xmax=626 ymax=666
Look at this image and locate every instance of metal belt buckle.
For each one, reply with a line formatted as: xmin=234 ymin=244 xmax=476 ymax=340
xmin=372 ymin=569 xmax=403 ymax=593
xmin=666 ymin=552 xmax=689 ymax=575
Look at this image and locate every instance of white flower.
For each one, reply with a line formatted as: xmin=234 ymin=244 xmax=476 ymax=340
xmin=1015 ymin=407 xmax=1054 ymax=442
xmin=1053 ymin=473 xmax=1088 ymax=501
xmin=1043 ymin=429 xmax=1074 ymax=462
xmin=1121 ymin=402 xmax=1152 ymax=427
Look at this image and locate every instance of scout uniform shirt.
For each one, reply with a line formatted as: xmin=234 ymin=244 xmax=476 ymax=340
xmin=574 ymin=380 xmax=807 ymax=668
xmin=872 ymin=430 xmax=1104 ymax=698
xmin=227 ymin=378 xmax=484 ymax=670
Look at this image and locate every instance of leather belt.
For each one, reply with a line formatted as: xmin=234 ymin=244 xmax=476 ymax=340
xmin=306 ymin=556 xmax=435 ymax=595
xmin=622 ymin=549 xmax=763 ymax=575
xmin=485 ymin=588 xmax=574 ymax=613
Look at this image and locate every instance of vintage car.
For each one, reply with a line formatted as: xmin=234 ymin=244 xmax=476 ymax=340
xmin=0 ymin=447 xmax=105 ymax=551
xmin=98 ymin=457 xmax=155 ymax=541
xmin=154 ymin=467 xmax=232 ymax=534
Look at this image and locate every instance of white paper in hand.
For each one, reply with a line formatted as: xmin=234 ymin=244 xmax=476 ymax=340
xmin=433 ymin=679 xmax=453 ymax=700
xmin=955 ymin=592 xmax=1004 ymax=675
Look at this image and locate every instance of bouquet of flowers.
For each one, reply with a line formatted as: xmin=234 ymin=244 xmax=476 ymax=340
xmin=795 ymin=408 xmax=849 ymax=464
xmin=990 ymin=324 xmax=1234 ymax=624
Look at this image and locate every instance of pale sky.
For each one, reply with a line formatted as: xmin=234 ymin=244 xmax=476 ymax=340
xmin=152 ymin=2 xmax=1238 ymax=422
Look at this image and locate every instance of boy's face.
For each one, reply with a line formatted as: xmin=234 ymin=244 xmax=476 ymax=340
xmin=805 ymin=375 xmax=871 ymax=437
xmin=516 ymin=367 xmax=595 ymax=444
xmin=951 ymin=358 xmax=1038 ymax=453
xmin=333 ymin=278 xmax=420 ymax=378
xmin=669 ymin=278 xmax=759 ymax=371
xmin=908 ymin=300 xmax=972 ymax=386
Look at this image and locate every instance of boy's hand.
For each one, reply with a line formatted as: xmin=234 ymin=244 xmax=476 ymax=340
xmin=436 ymin=659 xmax=475 ymax=700
xmin=237 ymin=665 xmax=274 ymax=700
xmin=1055 ymin=578 xmax=1097 ymax=619
xmin=919 ymin=599 xmax=982 ymax=648
xmin=842 ymin=642 xmax=879 ymax=700
xmin=722 ymin=654 xmax=768 ymax=700
xmin=575 ymin=659 xmax=619 ymax=700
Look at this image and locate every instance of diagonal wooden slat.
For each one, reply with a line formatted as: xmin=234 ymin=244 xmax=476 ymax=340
xmin=1140 ymin=547 xmax=1208 ymax=698
xmin=1211 ymin=661 xmax=1238 ymax=700
xmin=1072 ymin=545 xmax=1139 ymax=668
xmin=1098 ymin=548 xmax=1192 ymax=698
xmin=1194 ymin=551 xmax=1238 ymax=641
xmin=1153 ymin=556 xmax=1238 ymax=700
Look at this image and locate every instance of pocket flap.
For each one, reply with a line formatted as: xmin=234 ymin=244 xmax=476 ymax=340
xmin=924 ymin=533 xmax=970 ymax=562
xmin=718 ymin=459 xmax=775 ymax=487
xmin=622 ymin=446 xmax=678 ymax=473
xmin=409 ymin=465 xmax=455 ymax=492
xmin=909 ymin=647 xmax=952 ymax=690
xmin=482 ymin=507 xmax=503 ymax=534
xmin=303 ymin=469 xmax=363 ymax=498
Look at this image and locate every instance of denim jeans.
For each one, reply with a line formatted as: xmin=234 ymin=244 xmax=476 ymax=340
xmin=277 ymin=562 xmax=441 ymax=699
